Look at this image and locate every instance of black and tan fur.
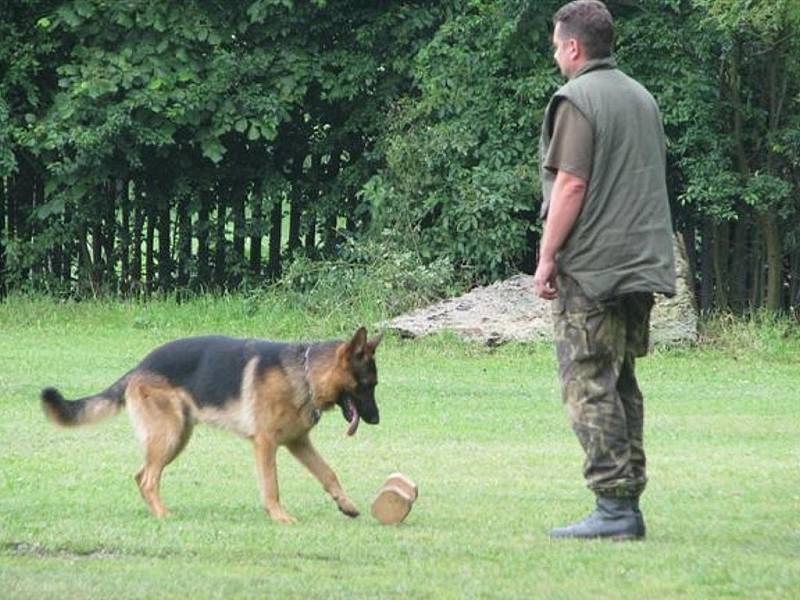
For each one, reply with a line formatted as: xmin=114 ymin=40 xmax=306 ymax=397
xmin=41 ymin=327 xmax=382 ymax=523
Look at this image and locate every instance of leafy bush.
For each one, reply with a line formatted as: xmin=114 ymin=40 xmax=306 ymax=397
xmin=361 ymin=2 xmax=556 ymax=283
xmin=274 ymin=233 xmax=465 ymax=322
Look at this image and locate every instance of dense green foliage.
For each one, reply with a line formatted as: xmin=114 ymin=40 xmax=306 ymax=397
xmin=1 ymin=0 xmax=453 ymax=295
xmin=365 ymin=1 xmax=555 ymax=281
xmin=1 ymin=0 xmax=799 ymax=312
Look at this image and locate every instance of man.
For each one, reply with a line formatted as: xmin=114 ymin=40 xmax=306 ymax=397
xmin=534 ymin=0 xmax=676 ymax=540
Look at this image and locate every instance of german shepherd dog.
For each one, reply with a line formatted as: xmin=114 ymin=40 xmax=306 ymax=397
xmin=41 ymin=327 xmax=382 ymax=523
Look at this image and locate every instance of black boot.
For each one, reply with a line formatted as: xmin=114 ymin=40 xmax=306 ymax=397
xmin=632 ymin=496 xmax=646 ymax=538
xmin=549 ymin=496 xmax=645 ymax=540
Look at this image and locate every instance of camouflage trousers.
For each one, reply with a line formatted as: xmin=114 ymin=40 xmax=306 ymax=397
xmin=552 ymin=274 xmax=655 ymax=499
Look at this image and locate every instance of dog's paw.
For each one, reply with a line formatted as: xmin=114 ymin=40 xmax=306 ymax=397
xmin=268 ymin=510 xmax=297 ymax=524
xmin=337 ymin=500 xmax=360 ymax=518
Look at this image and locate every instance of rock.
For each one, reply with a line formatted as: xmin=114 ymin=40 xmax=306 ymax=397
xmin=381 ymin=235 xmax=697 ymax=347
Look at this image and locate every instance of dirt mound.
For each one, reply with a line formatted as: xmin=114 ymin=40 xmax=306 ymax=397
xmin=382 ymin=237 xmax=697 ymax=347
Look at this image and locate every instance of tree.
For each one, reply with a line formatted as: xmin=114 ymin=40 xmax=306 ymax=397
xmin=366 ymin=0 xmax=558 ymax=282
xmin=1 ymin=0 xmax=798 ymax=314
xmin=2 ymin=0 xmax=449 ymax=296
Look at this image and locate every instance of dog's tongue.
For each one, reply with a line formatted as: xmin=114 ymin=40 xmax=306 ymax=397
xmin=346 ymin=398 xmax=360 ymax=437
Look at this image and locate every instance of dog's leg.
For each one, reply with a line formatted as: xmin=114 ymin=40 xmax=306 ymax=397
xmin=129 ymin=384 xmax=193 ymax=518
xmin=286 ymin=435 xmax=359 ymax=518
xmin=252 ymin=434 xmax=295 ymax=523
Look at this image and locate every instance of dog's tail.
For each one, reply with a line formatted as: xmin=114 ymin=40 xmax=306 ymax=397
xmin=41 ymin=373 xmax=130 ymax=427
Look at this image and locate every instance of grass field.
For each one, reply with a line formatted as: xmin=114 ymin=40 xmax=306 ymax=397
xmin=1 ymin=296 xmax=799 ymax=598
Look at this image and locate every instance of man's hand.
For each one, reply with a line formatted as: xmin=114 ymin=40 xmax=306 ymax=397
xmin=534 ymin=255 xmax=558 ymax=300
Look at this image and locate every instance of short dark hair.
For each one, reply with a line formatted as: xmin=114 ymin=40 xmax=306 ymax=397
xmin=553 ymin=1 xmax=614 ymax=59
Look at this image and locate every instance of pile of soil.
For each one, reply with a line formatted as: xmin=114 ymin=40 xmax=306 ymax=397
xmin=382 ymin=238 xmax=696 ymax=347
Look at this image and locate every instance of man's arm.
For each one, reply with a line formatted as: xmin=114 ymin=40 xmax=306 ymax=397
xmin=533 ymin=170 xmax=587 ymax=300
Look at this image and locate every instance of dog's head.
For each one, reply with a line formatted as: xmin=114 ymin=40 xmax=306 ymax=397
xmin=336 ymin=327 xmax=382 ymax=436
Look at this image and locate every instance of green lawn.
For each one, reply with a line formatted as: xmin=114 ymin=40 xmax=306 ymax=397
xmin=1 ymin=297 xmax=798 ymax=598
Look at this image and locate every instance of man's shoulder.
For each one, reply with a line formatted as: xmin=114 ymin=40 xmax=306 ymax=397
xmin=568 ymin=68 xmax=659 ymax=111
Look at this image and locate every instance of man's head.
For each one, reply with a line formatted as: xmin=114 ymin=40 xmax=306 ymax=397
xmin=552 ymin=1 xmax=614 ymax=78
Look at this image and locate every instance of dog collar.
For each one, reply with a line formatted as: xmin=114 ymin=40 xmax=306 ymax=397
xmin=302 ymin=345 xmax=321 ymax=425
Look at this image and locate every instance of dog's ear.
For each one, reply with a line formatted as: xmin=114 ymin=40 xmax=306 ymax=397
xmin=346 ymin=326 xmax=368 ymax=359
xmin=367 ymin=332 xmax=383 ymax=354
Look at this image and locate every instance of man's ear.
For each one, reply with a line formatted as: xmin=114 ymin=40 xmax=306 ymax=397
xmin=568 ymin=37 xmax=581 ymax=60
xmin=367 ymin=332 xmax=384 ymax=353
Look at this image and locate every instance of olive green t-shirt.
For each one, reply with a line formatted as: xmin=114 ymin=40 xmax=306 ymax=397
xmin=542 ymin=99 xmax=593 ymax=181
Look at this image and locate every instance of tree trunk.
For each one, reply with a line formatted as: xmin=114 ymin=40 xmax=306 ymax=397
xmin=50 ymin=211 xmax=63 ymax=289
xmin=214 ymin=192 xmax=227 ymax=289
xmin=120 ymin=180 xmax=131 ymax=295
xmin=750 ymin=234 xmax=763 ymax=308
xmin=132 ymin=204 xmax=143 ymax=294
xmin=288 ymin=182 xmax=302 ymax=258
xmin=730 ymin=217 xmax=750 ymax=313
xmin=727 ymin=37 xmax=754 ymax=311
xmin=682 ymin=223 xmax=697 ymax=302
xmin=700 ymin=218 xmax=714 ymax=312
xmin=0 ymin=178 xmax=5 ymax=297
xmin=268 ymin=196 xmax=282 ymax=280
xmin=77 ymin=222 xmax=87 ymax=295
xmin=231 ymin=182 xmax=246 ymax=287
xmin=77 ymin=222 xmax=96 ymax=297
xmin=31 ymin=174 xmax=43 ymax=283
xmin=92 ymin=208 xmax=104 ymax=292
xmin=197 ymin=187 xmax=211 ymax=289
xmin=177 ymin=193 xmax=191 ymax=290
xmin=104 ymin=180 xmax=117 ymax=290
xmin=6 ymin=175 xmax=15 ymax=290
xmin=761 ymin=40 xmax=787 ymax=312
xmin=157 ymin=195 xmax=172 ymax=294
xmin=250 ymin=187 xmax=263 ymax=278
xmin=61 ymin=203 xmax=73 ymax=286
xmin=712 ymin=220 xmax=730 ymax=311
xmin=790 ymin=248 xmax=799 ymax=312
xmin=321 ymin=153 xmax=341 ymax=257
xmin=13 ymin=164 xmax=33 ymax=285
xmin=305 ymin=214 xmax=316 ymax=256
xmin=322 ymin=214 xmax=337 ymax=257
xmin=759 ymin=212 xmax=783 ymax=311
xmin=145 ymin=204 xmax=155 ymax=295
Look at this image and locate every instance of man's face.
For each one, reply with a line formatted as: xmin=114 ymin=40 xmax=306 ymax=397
xmin=552 ymin=22 xmax=578 ymax=78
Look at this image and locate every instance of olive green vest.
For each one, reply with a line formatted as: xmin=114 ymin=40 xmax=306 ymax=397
xmin=539 ymin=58 xmax=676 ymax=300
